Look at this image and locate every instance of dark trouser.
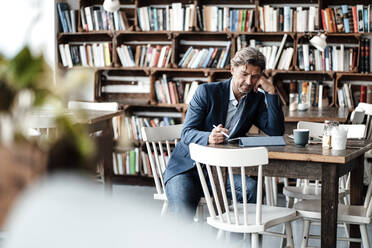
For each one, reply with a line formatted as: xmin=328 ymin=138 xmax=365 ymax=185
xmin=165 ymin=167 xmax=257 ymax=220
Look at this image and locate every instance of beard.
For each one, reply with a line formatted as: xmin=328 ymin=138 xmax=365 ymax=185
xmin=238 ymin=85 xmax=252 ymax=94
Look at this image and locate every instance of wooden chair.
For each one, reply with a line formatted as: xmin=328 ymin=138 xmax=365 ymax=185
xmin=141 ymin=125 xmax=206 ymax=219
xmin=189 ymin=143 xmax=296 ymax=248
xmin=295 ymin=179 xmax=372 ymax=247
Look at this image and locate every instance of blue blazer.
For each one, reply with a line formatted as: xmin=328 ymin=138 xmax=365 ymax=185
xmin=163 ymin=78 xmax=284 ymax=184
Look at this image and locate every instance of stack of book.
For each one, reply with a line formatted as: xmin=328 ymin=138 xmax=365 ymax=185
xmin=258 ymin=5 xmax=319 ymax=32
xmin=154 ymin=75 xmax=200 ymax=104
xmin=200 ymin=6 xmax=255 ymax=32
xmin=178 ymin=41 xmax=231 ymax=69
xmin=137 ymin=3 xmax=194 ymax=31
xmin=321 ymin=5 xmax=372 ymax=33
xmin=297 ymin=44 xmax=358 ymax=72
xmin=58 ymin=42 xmax=112 ymax=68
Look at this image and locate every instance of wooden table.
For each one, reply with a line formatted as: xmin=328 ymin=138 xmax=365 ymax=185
xmin=29 ymin=108 xmax=123 ymax=192
xmin=214 ymin=136 xmax=371 ymax=248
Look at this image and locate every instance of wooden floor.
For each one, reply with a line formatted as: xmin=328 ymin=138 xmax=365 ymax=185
xmin=111 ymin=184 xmax=372 ymax=248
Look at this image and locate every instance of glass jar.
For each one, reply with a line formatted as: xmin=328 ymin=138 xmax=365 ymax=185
xmin=289 ymin=93 xmax=298 ymax=111
xmin=322 ymin=120 xmax=331 ymax=149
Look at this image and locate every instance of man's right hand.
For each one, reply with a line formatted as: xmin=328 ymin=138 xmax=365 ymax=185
xmin=208 ymin=124 xmax=229 ymax=144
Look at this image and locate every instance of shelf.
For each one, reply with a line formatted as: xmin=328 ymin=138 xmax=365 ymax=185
xmin=336 ymin=73 xmax=372 ymax=82
xmin=272 ymin=70 xmax=334 ymax=81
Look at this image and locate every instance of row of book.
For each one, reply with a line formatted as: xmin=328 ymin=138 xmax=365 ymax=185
xmin=338 ymin=85 xmax=372 ymax=109
xmin=113 ymin=149 xmax=172 ymax=177
xmin=126 ymin=116 xmax=177 ymax=142
xmin=297 ymin=45 xmax=358 ymax=72
xmin=154 ymin=76 xmax=199 ymax=105
xmin=57 ymin=3 xmax=130 ymax=33
xmin=238 ymin=35 xmax=293 ymax=70
xmin=360 ymin=39 xmax=371 ymax=73
xmin=258 ymin=6 xmax=319 ymax=32
xmin=57 ymin=3 xmax=78 ymax=33
xmin=321 ymin=5 xmax=372 ymax=33
xmin=113 ymin=148 xmax=140 ymax=176
xmin=81 ymin=6 xmax=130 ymax=32
xmin=58 ymin=43 xmax=112 ymax=68
xmin=117 ymin=45 xmax=172 ymax=68
xmin=178 ymin=42 xmax=231 ymax=69
xmin=137 ymin=3 xmax=194 ymax=31
xmin=201 ymin=7 xmax=254 ymax=32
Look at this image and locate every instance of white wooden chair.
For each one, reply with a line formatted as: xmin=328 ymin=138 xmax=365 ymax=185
xmin=295 ymin=178 xmax=372 ymax=247
xmin=141 ymin=125 xmax=206 ymax=219
xmin=189 ymin=143 xmax=296 ymax=248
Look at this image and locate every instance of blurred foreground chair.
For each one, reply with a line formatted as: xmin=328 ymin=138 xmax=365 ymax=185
xmin=141 ymin=125 xmax=206 ymax=220
xmin=189 ymin=143 xmax=296 ymax=248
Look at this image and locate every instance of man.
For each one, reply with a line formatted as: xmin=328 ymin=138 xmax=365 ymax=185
xmin=163 ymin=47 xmax=285 ymax=219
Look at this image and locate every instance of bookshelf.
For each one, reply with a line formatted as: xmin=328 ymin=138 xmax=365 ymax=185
xmin=56 ymin=0 xmax=372 ymax=186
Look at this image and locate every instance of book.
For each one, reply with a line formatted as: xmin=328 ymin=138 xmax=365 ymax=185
xmin=57 ymin=3 xmax=70 ymax=32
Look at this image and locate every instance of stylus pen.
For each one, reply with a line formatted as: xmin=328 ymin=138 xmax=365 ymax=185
xmin=212 ymin=124 xmax=229 ymax=138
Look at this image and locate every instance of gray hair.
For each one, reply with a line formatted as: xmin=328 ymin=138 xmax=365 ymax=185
xmin=230 ymin=47 xmax=266 ymax=71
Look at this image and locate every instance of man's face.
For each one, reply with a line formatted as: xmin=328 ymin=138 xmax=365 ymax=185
xmin=231 ymin=64 xmax=262 ymax=94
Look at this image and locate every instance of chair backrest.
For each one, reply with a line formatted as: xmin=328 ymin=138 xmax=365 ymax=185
xmin=357 ymin=102 xmax=372 ymax=116
xmin=298 ymin=121 xmax=366 ymax=139
xmin=297 ymin=121 xmax=324 ymax=139
xmin=68 ymin=101 xmax=119 ymax=111
xmin=189 ymin=143 xmax=268 ymax=228
xmin=141 ymin=124 xmax=183 ymax=195
xmin=364 ymin=178 xmax=372 ymax=217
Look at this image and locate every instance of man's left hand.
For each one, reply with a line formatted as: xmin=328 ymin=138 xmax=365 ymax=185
xmin=254 ymin=75 xmax=276 ymax=95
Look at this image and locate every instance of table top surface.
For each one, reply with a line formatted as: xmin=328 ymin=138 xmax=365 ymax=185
xmin=212 ymin=135 xmax=372 ymax=164
xmin=284 ymin=107 xmax=349 ymax=123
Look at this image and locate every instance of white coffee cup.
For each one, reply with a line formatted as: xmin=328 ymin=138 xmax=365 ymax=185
xmin=331 ymin=126 xmax=348 ymax=150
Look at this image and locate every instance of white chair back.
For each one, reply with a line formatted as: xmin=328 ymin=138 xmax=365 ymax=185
xmin=298 ymin=121 xmax=366 ymax=139
xmin=141 ymin=124 xmax=183 ymax=196
xmin=364 ymin=179 xmax=372 ymax=217
xmin=357 ymin=102 xmax=372 ymax=116
xmin=189 ymin=143 xmax=268 ymax=229
xmin=68 ymin=101 xmax=119 ymax=111
xmin=297 ymin=121 xmax=324 ymax=139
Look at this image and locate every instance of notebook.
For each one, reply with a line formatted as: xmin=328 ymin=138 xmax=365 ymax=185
xmin=231 ymin=136 xmax=286 ymax=147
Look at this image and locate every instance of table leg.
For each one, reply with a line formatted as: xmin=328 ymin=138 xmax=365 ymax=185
xmin=350 ymin=155 xmax=364 ymax=248
xmin=102 ymin=119 xmax=113 ymax=194
xmin=321 ymin=164 xmax=338 ymax=248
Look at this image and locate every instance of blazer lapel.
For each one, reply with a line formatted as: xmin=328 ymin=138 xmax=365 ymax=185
xmin=220 ymin=79 xmax=231 ymax=126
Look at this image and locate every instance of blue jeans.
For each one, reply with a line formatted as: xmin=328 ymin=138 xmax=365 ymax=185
xmin=165 ymin=167 xmax=257 ymax=220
